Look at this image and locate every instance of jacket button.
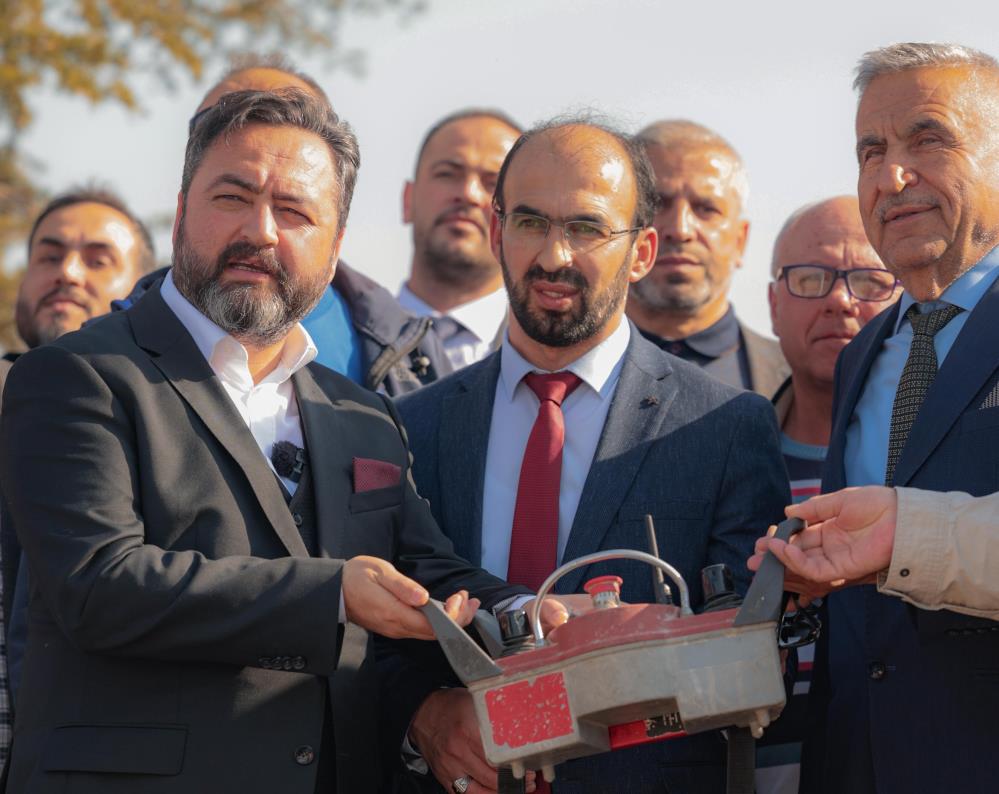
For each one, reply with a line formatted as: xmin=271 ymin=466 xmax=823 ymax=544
xmin=282 ymin=657 xmax=294 ymax=671
xmin=293 ymin=513 xmax=304 ymax=526
xmin=869 ymin=661 xmax=887 ymax=680
xmin=293 ymin=656 xmax=306 ymax=670
xmin=294 ymin=745 xmax=315 ymax=765
xmin=899 ymin=568 xmax=910 ymax=577
xmin=258 ymin=657 xmax=272 ymax=669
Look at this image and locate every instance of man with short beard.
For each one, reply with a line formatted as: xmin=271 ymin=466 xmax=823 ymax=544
xmin=0 ymin=89 xmax=531 ymax=794
xmin=398 ymin=110 xmax=521 ymax=370
xmin=626 ymin=120 xmax=788 ymax=398
xmin=380 ymin=119 xmax=789 ymax=794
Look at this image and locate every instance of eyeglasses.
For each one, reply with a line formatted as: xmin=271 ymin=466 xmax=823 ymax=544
xmin=499 ymin=212 xmax=642 ymax=253
xmin=778 ymin=264 xmax=899 ymax=302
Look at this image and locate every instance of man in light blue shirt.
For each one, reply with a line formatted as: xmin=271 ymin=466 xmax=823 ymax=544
xmin=800 ymin=42 xmax=999 ymax=794
xmin=382 ymin=118 xmax=789 ymax=794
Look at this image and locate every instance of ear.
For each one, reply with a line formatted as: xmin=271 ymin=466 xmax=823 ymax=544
xmin=628 ymin=227 xmax=659 ymax=283
xmin=489 ymin=211 xmax=503 ymax=261
xmin=402 ymin=181 xmax=414 ymax=224
xmin=768 ymin=281 xmax=780 ymax=337
xmin=172 ymin=191 xmax=185 ymax=248
xmin=734 ymin=219 xmax=750 ymax=269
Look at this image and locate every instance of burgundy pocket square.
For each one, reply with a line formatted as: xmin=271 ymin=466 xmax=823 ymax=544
xmin=352 ymin=457 xmax=402 ymax=493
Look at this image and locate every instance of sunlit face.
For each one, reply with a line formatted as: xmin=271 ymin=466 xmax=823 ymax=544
xmin=856 ymin=66 xmax=999 ymax=293
xmin=770 ymin=198 xmax=899 ymax=387
xmin=16 ymin=202 xmax=143 ymax=348
xmin=172 ymin=123 xmax=344 ymax=346
xmin=491 ymin=126 xmax=656 ymax=349
xmin=629 ymin=143 xmax=748 ymax=315
xmin=404 ymin=116 xmax=519 ymax=285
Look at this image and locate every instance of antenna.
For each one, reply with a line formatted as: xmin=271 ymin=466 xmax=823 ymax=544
xmin=644 ymin=514 xmax=673 ymax=605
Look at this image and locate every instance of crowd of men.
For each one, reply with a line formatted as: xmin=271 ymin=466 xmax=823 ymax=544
xmin=0 ymin=39 xmax=995 ymax=794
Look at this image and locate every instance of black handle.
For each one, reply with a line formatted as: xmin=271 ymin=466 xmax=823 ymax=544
xmin=732 ymin=517 xmax=805 ymax=627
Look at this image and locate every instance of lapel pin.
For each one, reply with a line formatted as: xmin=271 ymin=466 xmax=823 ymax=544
xmin=641 ymin=396 xmax=659 ymax=407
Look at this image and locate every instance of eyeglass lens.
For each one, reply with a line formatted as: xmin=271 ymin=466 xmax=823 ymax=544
xmin=785 ymin=265 xmax=897 ymax=301
xmin=504 ymin=213 xmax=613 ymax=252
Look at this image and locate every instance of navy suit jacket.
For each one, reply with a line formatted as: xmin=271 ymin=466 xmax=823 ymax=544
xmin=802 ymin=277 xmax=999 ymax=794
xmin=383 ymin=329 xmax=790 ymax=794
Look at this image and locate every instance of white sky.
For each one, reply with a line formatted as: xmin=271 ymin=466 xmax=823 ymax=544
xmin=20 ymin=0 xmax=999 ymax=337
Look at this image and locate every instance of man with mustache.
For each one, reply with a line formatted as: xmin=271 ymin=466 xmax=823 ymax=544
xmin=0 ymin=89 xmax=533 ymax=793
xmin=774 ymin=43 xmax=999 ymax=794
xmin=0 ymin=187 xmax=154 ymax=774
xmin=398 ymin=110 xmax=521 ymax=370
xmin=381 ymin=119 xmax=789 ymax=794
xmin=626 ymin=120 xmax=788 ymax=398
xmin=755 ymin=195 xmax=899 ymax=794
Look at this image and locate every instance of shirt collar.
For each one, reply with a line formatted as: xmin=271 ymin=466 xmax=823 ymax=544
xmin=160 ymin=269 xmax=317 ymax=389
xmin=680 ymin=304 xmax=741 ymax=357
xmin=398 ymin=282 xmax=508 ymax=344
xmin=893 ymin=245 xmax=999 ymax=334
xmin=498 ymin=316 xmax=631 ymax=402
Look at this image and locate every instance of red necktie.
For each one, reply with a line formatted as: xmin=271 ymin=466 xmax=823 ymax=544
xmin=506 ymin=372 xmax=583 ymax=593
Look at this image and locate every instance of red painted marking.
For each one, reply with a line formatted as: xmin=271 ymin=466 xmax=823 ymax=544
xmin=486 ymin=672 xmax=574 ymax=748
xmin=608 ymin=719 xmax=687 ymax=749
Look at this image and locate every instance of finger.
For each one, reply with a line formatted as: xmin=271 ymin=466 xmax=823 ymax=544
xmin=786 ymin=490 xmax=850 ymax=523
xmin=466 ymin=779 xmax=497 ymax=794
xmin=540 ymin=598 xmax=570 ymax=630
xmin=375 ymin=561 xmax=430 ymax=607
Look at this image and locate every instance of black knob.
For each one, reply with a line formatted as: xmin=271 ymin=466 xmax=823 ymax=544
xmin=701 ymin=564 xmax=742 ymax=612
xmin=497 ymin=609 xmax=535 ymax=656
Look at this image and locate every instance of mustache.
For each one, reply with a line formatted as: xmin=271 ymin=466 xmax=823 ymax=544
xmin=876 ymin=192 xmax=940 ymax=223
xmin=434 ymin=207 xmax=487 ymax=231
xmin=37 ymin=286 xmax=90 ymax=309
xmin=216 ymin=242 xmax=287 ymax=284
xmin=521 ymin=264 xmax=589 ymax=290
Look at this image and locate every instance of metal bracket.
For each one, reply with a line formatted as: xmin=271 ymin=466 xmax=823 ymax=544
xmin=419 ymin=599 xmax=503 ymax=684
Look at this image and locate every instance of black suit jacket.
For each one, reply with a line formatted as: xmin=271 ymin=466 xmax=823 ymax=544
xmin=384 ymin=329 xmax=790 ymax=794
xmin=0 ymin=284 xmax=523 ymax=794
xmin=803 ymin=276 xmax=999 ymax=794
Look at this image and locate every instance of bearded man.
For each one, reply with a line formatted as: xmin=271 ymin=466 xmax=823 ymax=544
xmin=0 ymin=89 xmax=531 ymax=794
xmin=379 ymin=118 xmax=789 ymax=794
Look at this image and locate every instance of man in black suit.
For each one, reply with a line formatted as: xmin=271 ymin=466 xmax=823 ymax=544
xmin=0 ymin=89 xmax=528 ymax=793
xmin=792 ymin=42 xmax=999 ymax=794
xmin=383 ymin=119 xmax=789 ymax=794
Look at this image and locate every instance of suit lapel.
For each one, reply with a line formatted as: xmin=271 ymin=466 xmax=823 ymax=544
xmin=294 ymin=365 xmax=352 ymax=560
xmin=559 ymin=333 xmax=674 ymax=594
xmin=825 ymin=303 xmax=899 ymax=491
xmin=439 ymin=355 xmax=501 ymax=565
xmin=128 ymin=284 xmax=308 ymax=558
xmin=894 ymin=278 xmax=999 ymax=486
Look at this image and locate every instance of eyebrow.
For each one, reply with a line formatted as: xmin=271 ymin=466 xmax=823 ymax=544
xmin=906 ymin=118 xmax=951 ymax=138
xmin=206 ymin=174 xmax=308 ymax=206
xmin=509 ymin=204 xmax=607 ymax=224
xmin=855 ymin=133 xmax=885 ymax=161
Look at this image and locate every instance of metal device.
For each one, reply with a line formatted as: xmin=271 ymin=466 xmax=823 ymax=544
xmin=420 ymin=516 xmax=807 ymax=792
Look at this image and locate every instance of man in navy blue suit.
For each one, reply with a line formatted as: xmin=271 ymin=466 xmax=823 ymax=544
xmin=797 ymin=42 xmax=999 ymax=794
xmin=381 ymin=118 xmax=789 ymax=794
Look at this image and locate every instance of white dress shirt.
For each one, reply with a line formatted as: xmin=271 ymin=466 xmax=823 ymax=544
xmin=160 ymin=271 xmax=317 ymax=496
xmin=397 ymin=283 xmax=508 ymax=370
xmin=480 ymin=318 xmax=631 ymax=580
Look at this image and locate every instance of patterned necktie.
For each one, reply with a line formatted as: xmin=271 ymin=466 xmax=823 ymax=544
xmin=884 ymin=302 xmax=962 ymax=486
xmin=507 ymin=372 xmax=583 ymax=592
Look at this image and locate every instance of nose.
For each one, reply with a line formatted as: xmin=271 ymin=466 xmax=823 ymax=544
xmin=55 ymin=251 xmax=87 ymax=286
xmin=825 ymin=275 xmax=860 ymax=314
xmin=880 ymin=161 xmax=917 ymax=195
xmin=458 ymin=173 xmax=490 ymax=209
xmin=657 ymin=201 xmax=694 ymax=244
xmin=535 ymin=225 xmax=574 ymax=273
xmin=243 ymin=203 xmax=279 ymax=247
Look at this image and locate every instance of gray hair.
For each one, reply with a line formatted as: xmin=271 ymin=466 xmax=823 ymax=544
xmin=636 ymin=119 xmax=749 ymax=211
xmin=854 ymin=42 xmax=999 ymax=94
xmin=181 ymin=88 xmax=360 ymax=235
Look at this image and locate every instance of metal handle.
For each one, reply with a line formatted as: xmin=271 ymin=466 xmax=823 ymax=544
xmin=529 ymin=549 xmax=692 ymax=644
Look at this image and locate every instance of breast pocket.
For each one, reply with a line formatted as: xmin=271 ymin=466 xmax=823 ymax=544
xmin=347 ymin=485 xmax=403 ymax=514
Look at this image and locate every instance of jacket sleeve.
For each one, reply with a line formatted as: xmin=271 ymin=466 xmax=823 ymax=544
xmin=1 ymin=345 xmax=345 ymax=673
xmin=879 ymin=488 xmax=999 ymax=620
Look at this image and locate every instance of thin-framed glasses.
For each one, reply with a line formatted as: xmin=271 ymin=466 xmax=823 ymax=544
xmin=778 ymin=264 xmax=899 ymax=302
xmin=499 ymin=211 xmax=642 ymax=253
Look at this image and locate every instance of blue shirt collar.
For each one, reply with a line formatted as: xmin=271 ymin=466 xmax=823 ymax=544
xmin=894 ymin=245 xmax=999 ymax=334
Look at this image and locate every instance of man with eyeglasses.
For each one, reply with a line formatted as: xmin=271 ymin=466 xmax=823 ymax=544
xmin=759 ymin=43 xmax=999 ymax=794
xmin=379 ymin=118 xmax=789 ymax=794
xmin=755 ymin=195 xmax=898 ymax=794
xmin=626 ymin=120 xmax=788 ymax=398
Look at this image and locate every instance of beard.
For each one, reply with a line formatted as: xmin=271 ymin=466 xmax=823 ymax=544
xmin=501 ymin=244 xmax=631 ymax=348
xmin=15 ymin=290 xmax=88 ymax=349
xmin=414 ymin=216 xmax=499 ymax=288
xmin=629 ymin=260 xmax=714 ymax=313
xmin=172 ymin=220 xmax=331 ymax=348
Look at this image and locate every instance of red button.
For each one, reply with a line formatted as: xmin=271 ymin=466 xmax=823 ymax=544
xmin=584 ymin=575 xmax=623 ymax=596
